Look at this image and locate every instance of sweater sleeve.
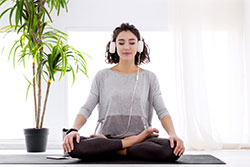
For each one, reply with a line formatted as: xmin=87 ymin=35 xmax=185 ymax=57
xmin=78 ymin=71 xmax=100 ymax=120
xmin=151 ymin=73 xmax=169 ymax=121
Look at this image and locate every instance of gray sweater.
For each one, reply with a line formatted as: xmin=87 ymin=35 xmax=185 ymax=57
xmin=79 ymin=68 xmax=169 ymax=138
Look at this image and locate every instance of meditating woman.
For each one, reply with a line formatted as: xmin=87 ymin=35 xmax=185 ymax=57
xmin=63 ymin=23 xmax=185 ymax=161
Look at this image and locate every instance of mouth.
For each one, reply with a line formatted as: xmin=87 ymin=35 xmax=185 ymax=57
xmin=123 ymin=52 xmax=132 ymax=55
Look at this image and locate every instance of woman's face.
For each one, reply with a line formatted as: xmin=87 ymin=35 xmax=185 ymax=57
xmin=115 ymin=31 xmax=138 ymax=62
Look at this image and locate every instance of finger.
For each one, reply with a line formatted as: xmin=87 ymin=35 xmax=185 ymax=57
xmin=62 ymin=139 xmax=67 ymax=152
xmin=178 ymin=149 xmax=183 ymax=156
xmin=153 ymin=128 xmax=159 ymax=133
xmin=174 ymin=147 xmax=178 ymax=155
xmin=175 ymin=142 xmax=183 ymax=156
xmin=176 ymin=142 xmax=184 ymax=156
xmin=178 ymin=148 xmax=185 ymax=156
xmin=174 ymin=144 xmax=180 ymax=155
xmin=66 ymin=138 xmax=72 ymax=153
xmin=64 ymin=138 xmax=70 ymax=152
xmin=179 ymin=146 xmax=185 ymax=156
xmin=63 ymin=138 xmax=68 ymax=152
xmin=69 ymin=136 xmax=74 ymax=151
xmin=151 ymin=133 xmax=159 ymax=137
xmin=175 ymin=148 xmax=181 ymax=156
xmin=76 ymin=133 xmax=80 ymax=143
xmin=62 ymin=143 xmax=66 ymax=152
xmin=169 ymin=138 xmax=175 ymax=148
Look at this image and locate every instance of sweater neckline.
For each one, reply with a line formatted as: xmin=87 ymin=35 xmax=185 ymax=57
xmin=108 ymin=68 xmax=145 ymax=75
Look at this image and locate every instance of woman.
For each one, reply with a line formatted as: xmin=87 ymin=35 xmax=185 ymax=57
xmin=63 ymin=23 xmax=185 ymax=161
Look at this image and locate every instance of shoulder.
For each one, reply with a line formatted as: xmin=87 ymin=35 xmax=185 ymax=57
xmin=95 ymin=68 xmax=109 ymax=76
xmin=93 ymin=68 xmax=110 ymax=80
xmin=142 ymin=69 xmax=160 ymax=89
xmin=142 ymin=69 xmax=158 ymax=80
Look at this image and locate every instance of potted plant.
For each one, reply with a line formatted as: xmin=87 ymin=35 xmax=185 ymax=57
xmin=0 ymin=0 xmax=88 ymax=152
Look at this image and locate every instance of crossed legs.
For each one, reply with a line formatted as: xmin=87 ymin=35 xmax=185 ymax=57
xmin=68 ymin=128 xmax=180 ymax=161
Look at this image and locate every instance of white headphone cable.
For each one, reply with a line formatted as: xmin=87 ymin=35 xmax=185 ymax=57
xmin=94 ymin=54 xmax=141 ymax=138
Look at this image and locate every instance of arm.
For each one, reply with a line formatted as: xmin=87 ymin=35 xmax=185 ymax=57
xmin=63 ymin=71 xmax=101 ymax=153
xmin=150 ymin=73 xmax=185 ymax=156
xmin=161 ymin=114 xmax=177 ymax=136
xmin=161 ymin=115 xmax=185 ymax=156
xmin=72 ymin=114 xmax=87 ymax=130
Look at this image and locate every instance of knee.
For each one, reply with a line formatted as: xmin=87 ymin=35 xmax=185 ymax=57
xmin=68 ymin=137 xmax=109 ymax=159
xmin=159 ymin=140 xmax=180 ymax=161
xmin=68 ymin=139 xmax=81 ymax=158
xmin=68 ymin=138 xmax=92 ymax=159
xmin=157 ymin=147 xmax=179 ymax=161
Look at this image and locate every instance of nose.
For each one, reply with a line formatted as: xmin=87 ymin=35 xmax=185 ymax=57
xmin=123 ymin=43 xmax=130 ymax=50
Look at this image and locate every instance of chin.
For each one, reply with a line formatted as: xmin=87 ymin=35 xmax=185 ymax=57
xmin=120 ymin=57 xmax=134 ymax=61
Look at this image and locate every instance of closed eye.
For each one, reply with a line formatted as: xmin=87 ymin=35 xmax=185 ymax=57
xmin=118 ymin=43 xmax=135 ymax=45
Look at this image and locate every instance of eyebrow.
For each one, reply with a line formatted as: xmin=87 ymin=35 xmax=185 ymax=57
xmin=118 ymin=38 xmax=136 ymax=41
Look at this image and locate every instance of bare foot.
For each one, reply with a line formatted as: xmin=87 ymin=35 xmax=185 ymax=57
xmin=90 ymin=134 xmax=107 ymax=139
xmin=127 ymin=128 xmax=159 ymax=143
xmin=121 ymin=128 xmax=159 ymax=148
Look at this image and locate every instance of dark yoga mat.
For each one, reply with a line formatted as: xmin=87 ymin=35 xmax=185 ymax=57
xmin=0 ymin=154 xmax=225 ymax=164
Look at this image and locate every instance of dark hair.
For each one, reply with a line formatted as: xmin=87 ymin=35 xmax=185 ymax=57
xmin=105 ymin=23 xmax=150 ymax=65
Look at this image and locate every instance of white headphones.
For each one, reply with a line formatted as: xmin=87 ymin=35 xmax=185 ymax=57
xmin=109 ymin=35 xmax=144 ymax=54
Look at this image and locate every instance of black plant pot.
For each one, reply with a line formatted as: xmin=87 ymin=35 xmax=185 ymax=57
xmin=24 ymin=128 xmax=49 ymax=152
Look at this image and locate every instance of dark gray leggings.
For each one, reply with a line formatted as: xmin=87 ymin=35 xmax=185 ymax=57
xmin=69 ymin=136 xmax=180 ymax=161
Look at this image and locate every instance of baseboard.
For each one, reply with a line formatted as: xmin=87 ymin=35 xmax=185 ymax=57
xmin=0 ymin=139 xmax=62 ymax=150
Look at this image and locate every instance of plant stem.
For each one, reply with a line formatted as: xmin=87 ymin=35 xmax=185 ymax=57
xmin=25 ymin=0 xmax=39 ymax=129
xmin=30 ymin=30 xmax=38 ymax=44
xmin=40 ymin=78 xmax=51 ymax=128
xmin=33 ymin=60 xmax=38 ymax=129
xmin=37 ymin=64 xmax=42 ymax=128
xmin=37 ymin=0 xmax=44 ymax=128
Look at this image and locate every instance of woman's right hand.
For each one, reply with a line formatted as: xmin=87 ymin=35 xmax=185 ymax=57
xmin=62 ymin=131 xmax=80 ymax=153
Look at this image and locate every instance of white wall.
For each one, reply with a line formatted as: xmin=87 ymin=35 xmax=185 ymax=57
xmin=51 ymin=0 xmax=168 ymax=31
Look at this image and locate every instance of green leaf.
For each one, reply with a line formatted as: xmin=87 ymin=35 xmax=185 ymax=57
xmin=68 ymin=65 xmax=75 ymax=85
xmin=19 ymin=0 xmax=24 ymax=25
xmin=8 ymin=40 xmax=19 ymax=67
xmin=0 ymin=0 xmax=8 ymax=6
xmin=9 ymin=4 xmax=17 ymax=26
xmin=0 ymin=7 xmax=12 ymax=20
xmin=57 ymin=3 xmax=60 ymax=16
xmin=64 ymin=0 xmax=68 ymax=12
xmin=24 ymin=75 xmax=32 ymax=100
xmin=17 ymin=23 xmax=26 ymax=34
xmin=0 ymin=25 xmax=13 ymax=32
xmin=13 ymin=44 xmax=21 ymax=66
xmin=41 ymin=4 xmax=53 ymax=22
xmin=15 ymin=0 xmax=20 ymax=29
xmin=30 ymin=1 xmax=35 ymax=32
xmin=33 ymin=43 xmax=45 ymax=62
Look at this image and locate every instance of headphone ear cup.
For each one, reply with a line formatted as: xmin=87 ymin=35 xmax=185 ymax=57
xmin=109 ymin=41 xmax=116 ymax=54
xmin=138 ymin=40 xmax=144 ymax=53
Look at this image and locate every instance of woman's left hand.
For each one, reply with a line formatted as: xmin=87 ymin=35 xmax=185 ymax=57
xmin=169 ymin=135 xmax=185 ymax=156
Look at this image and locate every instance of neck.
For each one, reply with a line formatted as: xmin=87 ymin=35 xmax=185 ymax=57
xmin=113 ymin=61 xmax=139 ymax=74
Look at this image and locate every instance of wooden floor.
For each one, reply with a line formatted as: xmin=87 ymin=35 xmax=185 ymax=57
xmin=0 ymin=149 xmax=249 ymax=167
